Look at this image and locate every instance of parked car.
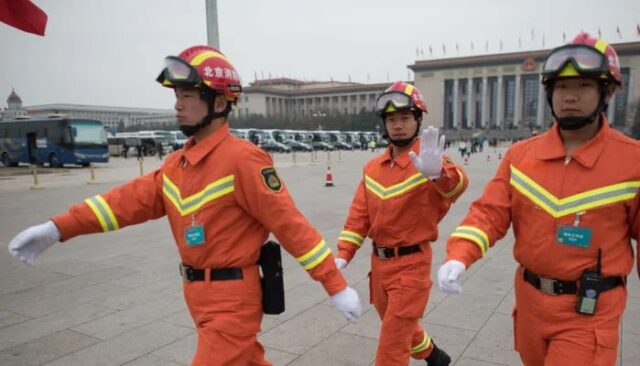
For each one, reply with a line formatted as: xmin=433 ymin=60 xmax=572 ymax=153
xmin=283 ymin=140 xmax=313 ymax=152
xmin=311 ymin=141 xmax=336 ymax=151
xmin=259 ymin=139 xmax=292 ymax=153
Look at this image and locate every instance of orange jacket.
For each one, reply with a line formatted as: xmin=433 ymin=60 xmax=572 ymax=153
xmin=52 ymin=123 xmax=347 ymax=295
xmin=337 ymin=139 xmax=468 ymax=262
xmin=446 ymin=118 xmax=640 ymax=280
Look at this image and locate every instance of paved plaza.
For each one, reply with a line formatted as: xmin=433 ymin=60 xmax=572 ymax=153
xmin=0 ymin=147 xmax=638 ymax=365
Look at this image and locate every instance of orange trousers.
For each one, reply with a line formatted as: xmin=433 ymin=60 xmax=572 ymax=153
xmin=513 ymin=266 xmax=626 ymax=366
xmin=182 ymin=265 xmax=272 ymax=366
xmin=370 ymin=243 xmax=435 ymax=366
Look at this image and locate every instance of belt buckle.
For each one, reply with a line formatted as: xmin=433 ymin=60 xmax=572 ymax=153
xmin=375 ymin=246 xmax=394 ymax=260
xmin=539 ymin=277 xmax=556 ymax=295
xmin=179 ymin=263 xmax=192 ymax=282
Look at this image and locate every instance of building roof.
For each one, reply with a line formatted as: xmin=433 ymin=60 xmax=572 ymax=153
xmin=24 ymin=103 xmax=173 ymax=114
xmin=7 ymin=88 xmax=21 ymax=104
xmin=409 ymin=41 xmax=640 ymax=72
xmin=244 ymin=81 xmax=407 ymax=97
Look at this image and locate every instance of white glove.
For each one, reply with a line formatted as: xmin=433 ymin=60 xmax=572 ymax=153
xmin=409 ymin=126 xmax=445 ymax=179
xmin=335 ymin=258 xmax=348 ymax=270
xmin=8 ymin=221 xmax=61 ymax=265
xmin=330 ymin=286 xmax=362 ymax=322
xmin=437 ymin=260 xmax=466 ymax=294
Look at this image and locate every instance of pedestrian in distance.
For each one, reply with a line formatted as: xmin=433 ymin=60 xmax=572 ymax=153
xmin=335 ymin=81 xmax=468 ymax=365
xmin=7 ymin=45 xmax=362 ymax=366
xmin=437 ymin=33 xmax=638 ymax=366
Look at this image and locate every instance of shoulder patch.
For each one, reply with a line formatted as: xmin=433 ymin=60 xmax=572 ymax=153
xmin=260 ymin=167 xmax=282 ymax=192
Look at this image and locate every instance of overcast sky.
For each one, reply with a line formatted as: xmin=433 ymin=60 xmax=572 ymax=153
xmin=1 ymin=0 xmax=639 ymax=110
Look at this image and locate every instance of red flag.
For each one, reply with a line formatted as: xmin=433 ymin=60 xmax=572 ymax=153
xmin=0 ymin=0 xmax=48 ymax=36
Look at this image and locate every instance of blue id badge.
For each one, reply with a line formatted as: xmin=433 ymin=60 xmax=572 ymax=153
xmin=556 ymin=226 xmax=592 ymax=248
xmin=185 ymin=225 xmax=205 ymax=246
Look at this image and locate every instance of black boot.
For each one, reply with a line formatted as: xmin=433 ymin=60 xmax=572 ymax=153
xmin=425 ymin=343 xmax=451 ymax=366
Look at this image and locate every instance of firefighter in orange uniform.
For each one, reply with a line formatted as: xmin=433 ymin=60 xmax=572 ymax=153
xmin=437 ymin=33 xmax=639 ymax=366
xmin=7 ymin=45 xmax=362 ymax=366
xmin=335 ymin=81 xmax=468 ymax=365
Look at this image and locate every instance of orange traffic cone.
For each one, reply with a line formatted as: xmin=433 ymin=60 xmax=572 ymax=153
xmin=325 ymin=165 xmax=334 ymax=187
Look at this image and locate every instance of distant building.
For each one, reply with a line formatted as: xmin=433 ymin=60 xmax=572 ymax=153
xmin=1 ymin=89 xmax=29 ymax=120
xmin=410 ymin=40 xmax=640 ymax=139
xmin=234 ymin=78 xmax=390 ymax=120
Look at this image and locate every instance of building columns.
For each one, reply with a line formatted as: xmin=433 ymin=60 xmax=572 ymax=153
xmin=481 ymin=76 xmax=488 ymax=129
xmin=453 ymin=78 xmax=459 ymax=129
xmin=467 ymin=77 xmax=474 ymax=129
xmin=496 ymin=76 xmax=504 ymax=129
xmin=514 ymin=74 xmax=522 ymax=128
xmin=536 ymin=75 xmax=546 ymax=128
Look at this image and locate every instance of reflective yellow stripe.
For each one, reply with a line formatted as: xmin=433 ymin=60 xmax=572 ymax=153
xmin=404 ymin=84 xmax=415 ymax=96
xmin=364 ymin=173 xmax=428 ymax=200
xmin=163 ymin=174 xmax=235 ymax=216
xmin=296 ymin=240 xmax=332 ymax=270
xmin=450 ymin=226 xmax=489 ymax=256
xmin=190 ymin=50 xmax=232 ymax=66
xmin=510 ymin=165 xmax=640 ymax=218
xmin=338 ymin=230 xmax=365 ymax=247
xmin=435 ymin=168 xmax=465 ymax=198
xmin=411 ymin=331 xmax=431 ymax=354
xmin=594 ymin=39 xmax=608 ymax=54
xmin=84 ymin=195 xmax=120 ymax=232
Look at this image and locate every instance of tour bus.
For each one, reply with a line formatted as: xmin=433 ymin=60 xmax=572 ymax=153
xmin=0 ymin=116 xmax=109 ymax=167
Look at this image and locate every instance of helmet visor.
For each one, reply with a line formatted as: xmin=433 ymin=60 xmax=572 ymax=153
xmin=375 ymin=92 xmax=413 ymax=114
xmin=156 ymin=56 xmax=201 ymax=86
xmin=543 ymin=45 xmax=608 ymax=78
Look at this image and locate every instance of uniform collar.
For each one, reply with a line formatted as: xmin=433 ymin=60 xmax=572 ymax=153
xmin=536 ymin=116 xmax=610 ymax=168
xmin=182 ymin=123 xmax=230 ymax=166
xmin=379 ymin=139 xmax=419 ymax=168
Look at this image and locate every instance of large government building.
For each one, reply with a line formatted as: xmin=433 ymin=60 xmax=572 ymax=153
xmin=3 ymin=40 xmax=639 ymax=138
xmin=410 ymin=40 xmax=640 ymax=139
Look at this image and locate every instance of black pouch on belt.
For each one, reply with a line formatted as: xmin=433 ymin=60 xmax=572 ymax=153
xmin=258 ymin=240 xmax=285 ymax=314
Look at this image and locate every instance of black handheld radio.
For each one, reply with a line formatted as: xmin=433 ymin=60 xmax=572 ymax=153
xmin=576 ymin=249 xmax=604 ymax=316
xmin=258 ymin=241 xmax=285 ymax=314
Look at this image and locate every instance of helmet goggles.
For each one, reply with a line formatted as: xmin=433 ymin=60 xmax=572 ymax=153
xmin=543 ymin=44 xmax=609 ymax=81
xmin=375 ymin=92 xmax=415 ymax=114
xmin=156 ymin=56 xmax=203 ymax=87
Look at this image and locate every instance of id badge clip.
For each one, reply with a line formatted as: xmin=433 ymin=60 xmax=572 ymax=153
xmin=185 ymin=214 xmax=205 ymax=246
xmin=557 ymin=211 xmax=591 ymax=248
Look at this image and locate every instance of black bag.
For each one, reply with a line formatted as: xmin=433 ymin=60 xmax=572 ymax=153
xmin=258 ymin=241 xmax=285 ymax=314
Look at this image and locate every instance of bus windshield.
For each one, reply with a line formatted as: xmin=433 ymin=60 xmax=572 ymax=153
xmin=71 ymin=121 xmax=107 ymax=145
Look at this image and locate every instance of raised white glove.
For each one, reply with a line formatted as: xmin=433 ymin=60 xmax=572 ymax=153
xmin=330 ymin=286 xmax=362 ymax=322
xmin=8 ymin=221 xmax=60 ymax=265
xmin=437 ymin=260 xmax=466 ymax=294
xmin=409 ymin=126 xmax=445 ymax=179
xmin=335 ymin=258 xmax=348 ymax=270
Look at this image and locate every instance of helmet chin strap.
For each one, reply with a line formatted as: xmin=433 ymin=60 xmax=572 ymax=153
xmin=547 ymin=82 xmax=608 ymax=131
xmin=179 ymin=89 xmax=233 ymax=137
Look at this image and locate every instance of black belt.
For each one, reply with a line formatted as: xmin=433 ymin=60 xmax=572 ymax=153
xmin=179 ymin=263 xmax=243 ymax=282
xmin=523 ymin=268 xmax=624 ymax=296
xmin=372 ymin=243 xmax=421 ymax=260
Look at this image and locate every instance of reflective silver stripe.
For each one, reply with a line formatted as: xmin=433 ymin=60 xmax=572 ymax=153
xmin=338 ymin=230 xmax=365 ymax=246
xmin=85 ymin=196 xmax=118 ymax=231
xmin=450 ymin=226 xmax=489 ymax=256
xmin=296 ymin=240 xmax=332 ymax=270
